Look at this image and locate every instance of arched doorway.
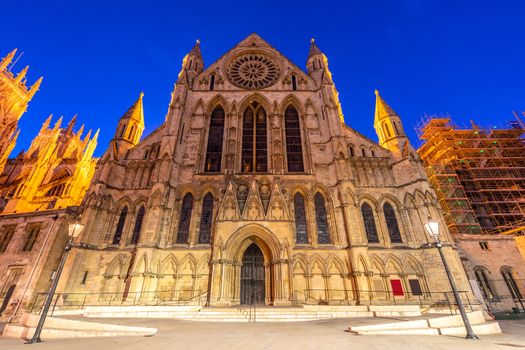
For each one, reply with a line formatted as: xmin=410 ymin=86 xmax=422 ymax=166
xmin=241 ymin=244 xmax=265 ymax=304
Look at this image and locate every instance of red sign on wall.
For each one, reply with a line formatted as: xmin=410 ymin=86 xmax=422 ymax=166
xmin=390 ymin=279 xmax=404 ymax=296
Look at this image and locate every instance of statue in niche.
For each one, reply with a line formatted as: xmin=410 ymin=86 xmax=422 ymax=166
xmin=271 ymin=201 xmax=284 ymax=220
xmin=271 ymin=114 xmax=280 ymax=129
xmin=259 ymin=182 xmax=271 ymax=212
xmin=247 ymin=201 xmax=260 ymax=220
xmin=223 ymin=200 xmax=236 ymax=220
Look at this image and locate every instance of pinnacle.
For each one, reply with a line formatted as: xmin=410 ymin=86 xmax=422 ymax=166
xmin=308 ymin=38 xmax=322 ymax=58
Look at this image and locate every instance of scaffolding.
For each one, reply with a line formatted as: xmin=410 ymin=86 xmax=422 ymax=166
xmin=416 ymin=113 xmax=525 ymax=235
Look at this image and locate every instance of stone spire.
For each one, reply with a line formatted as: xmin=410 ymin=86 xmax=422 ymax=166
xmin=373 ymin=90 xmax=410 ymax=158
xmin=0 ymin=48 xmax=17 ymax=71
xmin=109 ymin=93 xmax=145 ymax=159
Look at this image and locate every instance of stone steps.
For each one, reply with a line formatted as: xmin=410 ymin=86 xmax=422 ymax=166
xmin=73 ymin=304 xmax=419 ymax=322
xmin=1 ymin=312 xmax=157 ymax=339
xmin=348 ymin=310 xmax=502 ymax=336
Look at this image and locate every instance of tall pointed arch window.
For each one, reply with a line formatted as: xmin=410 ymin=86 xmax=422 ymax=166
xmin=204 ymin=106 xmax=225 ymax=172
xmin=241 ymin=101 xmax=267 ymax=172
xmin=198 ymin=193 xmax=214 ymax=244
xmin=362 ymin=203 xmax=379 ymax=243
xmin=501 ymin=267 xmax=522 ymax=300
xmin=291 ymin=75 xmax=297 ymax=91
xmin=112 ymin=206 xmax=128 ymax=245
xmin=130 ymin=206 xmax=145 ymax=245
xmin=285 ymin=106 xmax=304 ymax=172
xmin=210 ymin=74 xmax=215 ymax=91
xmin=314 ymin=192 xmax=331 ymax=244
xmin=474 ymin=267 xmax=496 ymax=300
xmin=176 ymin=194 xmax=194 ymax=244
xmin=383 ymin=202 xmax=402 ymax=243
xmin=294 ymin=193 xmax=308 ymax=244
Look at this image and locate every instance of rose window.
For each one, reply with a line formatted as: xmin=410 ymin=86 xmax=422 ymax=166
xmin=227 ymin=53 xmax=280 ymax=89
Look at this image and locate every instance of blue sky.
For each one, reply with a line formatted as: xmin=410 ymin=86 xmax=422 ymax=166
xmin=3 ymin=0 xmax=524 ymax=156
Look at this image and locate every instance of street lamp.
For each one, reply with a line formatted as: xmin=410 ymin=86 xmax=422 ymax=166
xmin=26 ymin=218 xmax=85 ymax=344
xmin=424 ymin=217 xmax=478 ymax=340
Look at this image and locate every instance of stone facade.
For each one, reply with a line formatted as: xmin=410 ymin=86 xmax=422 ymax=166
xmin=60 ymin=34 xmax=472 ymax=307
xmin=0 ymin=208 xmax=77 ymax=321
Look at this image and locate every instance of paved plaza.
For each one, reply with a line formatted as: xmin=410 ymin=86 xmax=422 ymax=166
xmin=1 ymin=318 xmax=525 ymax=350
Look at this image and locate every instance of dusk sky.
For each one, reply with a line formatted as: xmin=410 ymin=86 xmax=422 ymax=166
xmin=3 ymin=0 xmax=524 ymax=157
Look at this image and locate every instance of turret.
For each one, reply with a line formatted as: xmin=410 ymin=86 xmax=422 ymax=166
xmin=306 ymin=39 xmax=333 ymax=84
xmin=110 ymin=92 xmax=145 ymax=158
xmin=0 ymin=49 xmax=17 ymax=71
xmin=177 ymin=40 xmax=204 ymax=86
xmin=373 ymin=90 xmax=411 ymax=158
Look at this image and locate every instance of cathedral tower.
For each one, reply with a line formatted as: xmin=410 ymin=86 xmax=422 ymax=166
xmin=0 ymin=49 xmax=43 ymax=173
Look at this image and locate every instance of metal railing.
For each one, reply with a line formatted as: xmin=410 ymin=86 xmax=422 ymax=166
xmin=29 ymin=290 xmax=209 ymax=315
xmin=291 ymin=288 xmax=481 ymax=314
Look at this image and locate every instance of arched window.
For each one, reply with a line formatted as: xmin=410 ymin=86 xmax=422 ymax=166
xmin=393 ymin=121 xmax=400 ymax=135
xmin=210 ymin=74 xmax=215 ymax=91
xmin=361 ymin=203 xmax=379 ymax=243
xmin=384 ymin=123 xmax=391 ymax=138
xmin=198 ymin=193 xmax=214 ymax=244
xmin=501 ymin=267 xmax=522 ymax=300
xmin=204 ymin=106 xmax=225 ymax=172
xmin=313 ymin=60 xmax=316 ymax=70
xmin=130 ymin=206 xmax=145 ymax=245
xmin=349 ymin=146 xmax=355 ymax=157
xmin=112 ymin=206 xmax=128 ymax=245
xmin=314 ymin=192 xmax=331 ymax=244
xmin=241 ymin=101 xmax=267 ymax=172
xmin=383 ymin=203 xmax=402 ymax=243
xmin=291 ymin=75 xmax=297 ymax=91
xmin=371 ymin=149 xmax=376 ymax=157
xmin=285 ymin=106 xmax=304 ymax=172
xmin=361 ymin=148 xmax=366 ymax=157
xmin=474 ymin=267 xmax=496 ymax=300
xmin=294 ymin=193 xmax=308 ymax=244
xmin=176 ymin=193 xmax=194 ymax=244
xmin=128 ymin=125 xmax=135 ymax=140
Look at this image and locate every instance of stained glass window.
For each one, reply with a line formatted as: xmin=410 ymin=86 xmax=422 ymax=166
xmin=314 ymin=193 xmax=331 ymax=244
xmin=112 ymin=207 xmax=128 ymax=245
xmin=362 ymin=203 xmax=379 ymax=243
xmin=294 ymin=193 xmax=308 ymax=244
xmin=285 ymin=106 xmax=304 ymax=172
xmin=241 ymin=102 xmax=267 ymax=172
xmin=130 ymin=206 xmax=145 ymax=245
xmin=383 ymin=203 xmax=402 ymax=243
xmin=204 ymin=106 xmax=225 ymax=172
xmin=198 ymin=193 xmax=214 ymax=244
xmin=177 ymin=194 xmax=194 ymax=244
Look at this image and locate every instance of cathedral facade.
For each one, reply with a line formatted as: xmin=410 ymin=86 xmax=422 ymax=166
xmin=62 ymin=34 xmax=471 ymax=307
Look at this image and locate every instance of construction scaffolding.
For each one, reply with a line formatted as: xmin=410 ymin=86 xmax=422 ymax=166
xmin=416 ymin=113 xmax=525 ymax=235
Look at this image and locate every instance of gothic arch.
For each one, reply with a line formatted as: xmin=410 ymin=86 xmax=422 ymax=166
xmin=326 ymin=255 xmax=347 ymax=274
xmin=160 ymin=254 xmax=179 ymax=275
xmin=133 ymin=253 xmax=148 ymax=274
xmin=308 ymin=254 xmax=327 ymax=274
xmin=369 ymin=256 xmax=385 ymax=273
xmin=292 ymin=254 xmax=309 ymax=273
xmin=402 ymin=255 xmax=424 ymax=275
xmin=206 ymin=94 xmax=230 ymax=115
xmin=179 ymin=254 xmax=197 ymax=274
xmin=104 ymin=255 xmax=126 ymax=278
xmin=238 ymin=93 xmax=272 ymax=114
xmin=385 ymin=255 xmax=403 ymax=274
xmin=224 ymin=224 xmax=280 ymax=264
xmin=279 ymin=94 xmax=305 ymax=115
xmin=192 ymin=98 xmax=205 ymax=115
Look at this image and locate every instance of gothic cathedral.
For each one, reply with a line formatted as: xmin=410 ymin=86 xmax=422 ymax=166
xmin=63 ymin=34 xmax=471 ymax=306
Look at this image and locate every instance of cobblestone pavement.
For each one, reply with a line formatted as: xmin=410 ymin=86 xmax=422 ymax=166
xmin=1 ymin=318 xmax=525 ymax=350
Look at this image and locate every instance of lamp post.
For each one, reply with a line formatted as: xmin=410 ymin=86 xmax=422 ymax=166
xmin=26 ymin=219 xmax=85 ymax=344
xmin=424 ymin=217 xmax=478 ymax=340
